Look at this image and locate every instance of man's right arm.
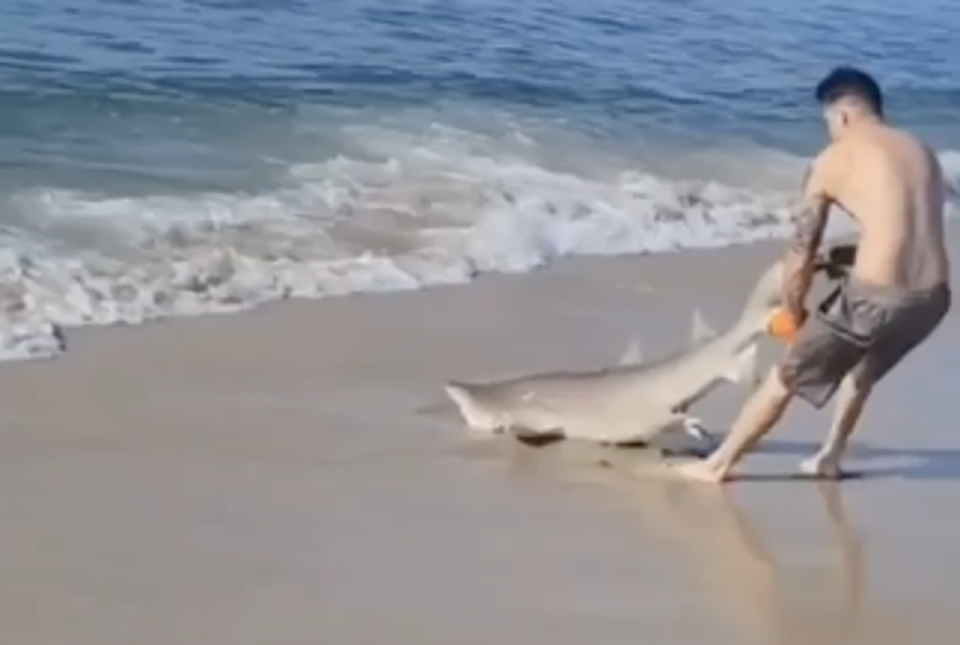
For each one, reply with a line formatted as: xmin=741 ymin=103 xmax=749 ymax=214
xmin=781 ymin=151 xmax=837 ymax=322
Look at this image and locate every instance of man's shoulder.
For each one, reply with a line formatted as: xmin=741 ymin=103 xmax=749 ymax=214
xmin=857 ymin=124 xmax=938 ymax=162
xmin=883 ymin=122 xmax=926 ymax=144
xmin=871 ymin=126 xmax=944 ymax=183
xmin=815 ymin=139 xmax=851 ymax=165
xmin=805 ymin=142 xmax=849 ymax=195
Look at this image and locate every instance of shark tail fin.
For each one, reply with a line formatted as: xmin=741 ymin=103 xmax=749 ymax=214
xmin=723 ymin=342 xmax=759 ymax=386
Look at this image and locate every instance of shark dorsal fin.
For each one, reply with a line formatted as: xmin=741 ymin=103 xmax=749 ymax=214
xmin=617 ymin=338 xmax=643 ymax=366
xmin=691 ymin=308 xmax=717 ymax=343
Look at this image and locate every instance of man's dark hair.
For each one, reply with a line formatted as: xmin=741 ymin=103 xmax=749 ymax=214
xmin=815 ymin=66 xmax=884 ymax=117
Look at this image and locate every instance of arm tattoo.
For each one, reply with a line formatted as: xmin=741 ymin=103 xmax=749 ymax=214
xmin=788 ymin=192 xmax=829 ymax=257
xmin=782 ymin=189 xmax=830 ymax=318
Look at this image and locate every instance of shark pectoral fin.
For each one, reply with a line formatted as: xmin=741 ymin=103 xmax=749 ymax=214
xmin=617 ymin=338 xmax=643 ymax=366
xmin=443 ymin=382 xmax=473 ymax=409
xmin=443 ymin=381 xmax=506 ymax=432
xmin=724 ymin=342 xmax=759 ymax=385
xmin=691 ymin=308 xmax=718 ymax=343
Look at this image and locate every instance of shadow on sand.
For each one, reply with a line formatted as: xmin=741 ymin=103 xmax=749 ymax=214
xmin=740 ymin=438 xmax=960 ymax=482
xmin=454 ymin=429 xmax=960 ymax=483
xmin=471 ymin=430 xmax=960 ymax=482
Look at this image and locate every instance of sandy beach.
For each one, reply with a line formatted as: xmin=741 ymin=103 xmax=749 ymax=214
xmin=5 ymin=0 xmax=960 ymax=643
xmin=1 ymin=232 xmax=959 ymax=645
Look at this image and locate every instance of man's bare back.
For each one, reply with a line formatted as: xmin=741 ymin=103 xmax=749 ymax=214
xmin=825 ymin=122 xmax=949 ymax=290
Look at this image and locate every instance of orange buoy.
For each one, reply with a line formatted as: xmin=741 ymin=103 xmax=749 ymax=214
xmin=767 ymin=308 xmax=801 ymax=341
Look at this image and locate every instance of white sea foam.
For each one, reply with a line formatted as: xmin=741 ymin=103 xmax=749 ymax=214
xmin=0 ymin=122 xmax=957 ymax=362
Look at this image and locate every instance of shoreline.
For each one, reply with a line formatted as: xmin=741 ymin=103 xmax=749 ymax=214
xmin=1 ymin=233 xmax=959 ymax=644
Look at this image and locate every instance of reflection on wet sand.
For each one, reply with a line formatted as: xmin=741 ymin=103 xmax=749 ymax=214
xmin=628 ymin=477 xmax=869 ymax=644
xmin=467 ymin=440 xmax=955 ymax=645
xmin=623 ymin=457 xmax=955 ymax=645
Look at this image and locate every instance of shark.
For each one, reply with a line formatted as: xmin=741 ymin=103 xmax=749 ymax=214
xmin=442 ymin=258 xmax=793 ymax=450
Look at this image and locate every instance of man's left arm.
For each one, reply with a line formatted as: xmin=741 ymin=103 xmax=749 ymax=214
xmin=782 ymin=153 xmax=836 ymax=322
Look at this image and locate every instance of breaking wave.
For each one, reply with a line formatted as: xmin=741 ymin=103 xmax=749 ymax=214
xmin=1 ymin=120 xmax=958 ymax=362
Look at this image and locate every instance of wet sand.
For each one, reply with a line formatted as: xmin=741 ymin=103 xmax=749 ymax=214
xmin=1 ymin=234 xmax=959 ymax=645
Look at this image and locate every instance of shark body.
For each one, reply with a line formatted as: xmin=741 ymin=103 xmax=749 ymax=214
xmin=443 ymin=259 xmax=789 ymax=449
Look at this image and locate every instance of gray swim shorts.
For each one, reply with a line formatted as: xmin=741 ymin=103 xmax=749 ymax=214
xmin=779 ymin=277 xmax=952 ymax=409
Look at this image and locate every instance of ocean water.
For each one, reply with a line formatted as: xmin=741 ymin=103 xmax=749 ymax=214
xmin=1 ymin=0 xmax=959 ymax=360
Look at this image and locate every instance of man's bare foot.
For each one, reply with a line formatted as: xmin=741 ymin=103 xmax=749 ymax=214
xmin=799 ymin=453 xmax=844 ymax=480
xmin=670 ymin=459 xmax=728 ymax=484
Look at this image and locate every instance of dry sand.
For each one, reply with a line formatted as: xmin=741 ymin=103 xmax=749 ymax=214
xmin=1 ymin=234 xmax=960 ymax=645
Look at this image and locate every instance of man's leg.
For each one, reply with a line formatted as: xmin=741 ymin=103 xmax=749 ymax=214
xmin=672 ymin=366 xmax=793 ymax=483
xmin=803 ymin=282 xmax=952 ymax=477
xmin=673 ymin=303 xmax=866 ymax=484
xmin=800 ymin=366 xmax=873 ymax=479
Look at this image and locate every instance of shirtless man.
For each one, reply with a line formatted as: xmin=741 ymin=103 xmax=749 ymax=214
xmin=675 ymin=66 xmax=952 ymax=483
